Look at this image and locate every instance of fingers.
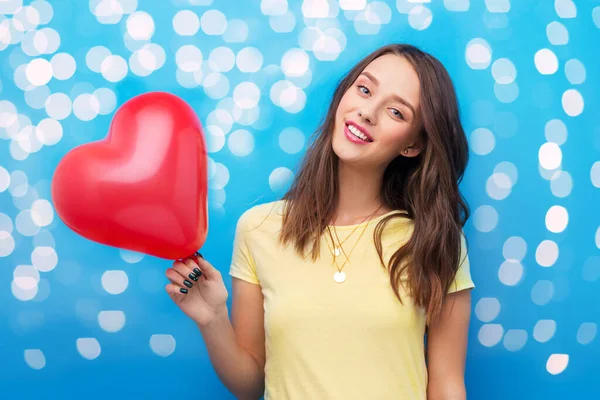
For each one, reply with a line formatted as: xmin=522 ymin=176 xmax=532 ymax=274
xmin=165 ymin=267 xmax=194 ymax=293
xmin=165 ymin=283 xmax=187 ymax=297
xmin=193 ymin=253 xmax=222 ymax=281
xmin=173 ymin=259 xmax=203 ymax=283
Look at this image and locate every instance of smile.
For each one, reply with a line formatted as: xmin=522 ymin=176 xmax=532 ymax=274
xmin=344 ymin=121 xmax=373 ymax=144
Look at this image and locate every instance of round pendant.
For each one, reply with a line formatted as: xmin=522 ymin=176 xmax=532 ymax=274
xmin=333 ymin=247 xmax=341 ymax=257
xmin=333 ymin=271 xmax=346 ymax=283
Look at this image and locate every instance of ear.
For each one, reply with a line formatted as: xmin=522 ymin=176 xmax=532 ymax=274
xmin=401 ymin=139 xmax=424 ymax=158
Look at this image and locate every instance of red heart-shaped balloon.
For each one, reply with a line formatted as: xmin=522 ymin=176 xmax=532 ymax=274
xmin=51 ymin=92 xmax=208 ymax=260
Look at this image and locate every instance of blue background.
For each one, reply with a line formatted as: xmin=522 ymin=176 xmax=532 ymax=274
xmin=1 ymin=0 xmax=598 ymax=398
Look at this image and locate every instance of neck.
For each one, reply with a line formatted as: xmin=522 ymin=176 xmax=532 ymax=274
xmin=333 ymin=161 xmax=389 ymax=225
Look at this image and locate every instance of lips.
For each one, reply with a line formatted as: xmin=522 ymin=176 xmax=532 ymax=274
xmin=345 ymin=120 xmax=373 ymax=142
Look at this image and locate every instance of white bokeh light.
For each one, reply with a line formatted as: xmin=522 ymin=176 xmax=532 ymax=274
xmin=546 ymin=354 xmax=568 ymax=375
xmin=562 ymin=89 xmax=584 ymax=117
xmin=26 ymin=58 xmax=53 ymax=86
xmin=150 ymin=334 xmax=176 ymax=357
xmin=76 ymin=338 xmax=101 ymax=360
xmin=236 ymin=47 xmax=263 ymax=73
xmin=498 ymin=259 xmax=523 ymax=286
xmin=545 ymin=205 xmax=568 ymax=233
xmin=466 ymin=38 xmax=492 ymax=70
xmin=475 ymin=297 xmax=501 ymax=322
xmin=281 ymin=48 xmax=310 ymax=77
xmin=408 ymin=6 xmax=432 ymax=30
xmin=503 ymin=329 xmax=527 ymax=352
xmin=470 ymin=128 xmax=495 ymax=155
xmin=127 ymin=11 xmax=154 ymax=40
xmin=491 ymin=58 xmax=516 ymax=84
xmin=577 ymin=322 xmax=597 ymax=345
xmin=534 ymin=319 xmax=556 ymax=342
xmin=173 ymin=10 xmax=200 ymax=36
xmin=503 ymin=236 xmax=527 ymax=261
xmin=535 ymin=240 xmax=559 ymax=267
xmin=98 ymin=310 xmax=126 ymax=332
xmin=478 ymin=324 xmax=504 ymax=347
xmin=31 ymin=246 xmax=58 ymax=272
xmin=534 ymin=49 xmax=558 ymax=75
xmin=50 ymin=53 xmax=76 ymax=80
xmin=24 ymin=349 xmax=46 ymax=370
xmin=546 ymin=21 xmax=569 ymax=45
xmin=201 ymin=9 xmax=227 ymax=35
xmin=101 ymin=55 xmax=128 ymax=82
xmin=538 ymin=142 xmax=562 ymax=170
xmin=101 ymin=270 xmax=129 ymax=295
xmin=227 ymin=129 xmax=254 ymax=157
xmin=473 ymin=205 xmax=498 ymax=232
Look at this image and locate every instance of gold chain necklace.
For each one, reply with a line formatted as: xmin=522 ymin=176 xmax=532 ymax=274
xmin=325 ymin=205 xmax=383 ymax=283
xmin=327 ymin=205 xmax=383 ymax=259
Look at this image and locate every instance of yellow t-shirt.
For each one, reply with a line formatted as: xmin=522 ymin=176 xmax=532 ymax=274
xmin=229 ymin=200 xmax=475 ymax=400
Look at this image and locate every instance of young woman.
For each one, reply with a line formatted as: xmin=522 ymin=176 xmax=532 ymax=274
xmin=165 ymin=43 xmax=474 ymax=400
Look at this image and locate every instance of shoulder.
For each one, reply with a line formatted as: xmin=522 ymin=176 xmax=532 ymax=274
xmin=237 ymin=200 xmax=285 ymax=231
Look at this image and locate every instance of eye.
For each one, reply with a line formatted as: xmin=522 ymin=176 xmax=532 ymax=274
xmin=390 ymin=108 xmax=404 ymax=120
xmin=357 ymin=85 xmax=370 ymax=95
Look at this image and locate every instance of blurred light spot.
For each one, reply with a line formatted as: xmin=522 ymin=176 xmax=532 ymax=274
xmin=33 ymin=27 xmax=59 ymax=54
xmin=13 ymin=264 xmax=40 ymax=290
xmin=233 ymin=82 xmax=260 ymax=110
xmin=262 ymin=0 xmax=288 ymax=15
xmin=86 ymin=46 xmax=111 ymax=73
xmin=536 ymin=240 xmax=559 ymax=267
xmin=301 ymin=0 xmax=335 ymax=18
xmin=494 ymin=81 xmax=519 ymax=103
xmin=486 ymin=173 xmax=511 ymax=200
xmin=24 ymin=349 xmax=45 ymax=370
xmin=564 ymin=59 xmax=586 ymax=84
xmin=270 ymin=11 xmax=296 ymax=33
xmin=93 ymin=88 xmax=117 ymax=115
xmin=503 ymin=236 xmax=527 ymax=261
xmin=279 ymin=127 xmax=305 ymax=154
xmin=208 ymin=47 xmax=235 ymax=72
xmin=32 ymin=278 xmax=50 ymax=302
xmin=498 ymin=259 xmax=523 ymax=286
xmin=491 ymin=58 xmax=516 ymax=84
xmin=36 ymin=118 xmax=62 ymax=145
xmin=562 ymin=89 xmax=583 ymax=117
xmin=546 ymin=21 xmax=568 ymax=45
xmin=176 ymin=45 xmax=202 ymax=72
xmin=91 ymin=0 xmax=124 ymax=24
xmin=201 ymin=9 xmax=227 ymax=35
xmin=281 ymin=48 xmax=310 ymax=78
xmin=173 ymin=10 xmax=199 ymax=36
xmin=98 ymin=310 xmax=126 ymax=332
xmin=594 ymin=7 xmax=600 ymax=28
xmin=538 ymin=142 xmax=561 ymax=170
xmin=120 ymin=249 xmax=144 ymax=263
xmin=466 ymin=38 xmax=492 ymax=69
xmin=45 ymin=92 xmax=72 ymax=120
xmin=101 ymin=55 xmax=128 ymax=82
xmin=0 ymin=231 xmax=16 ymax=257
xmin=443 ymin=0 xmax=469 ymax=12
xmin=76 ymin=338 xmax=101 ymax=360
xmin=534 ymin=319 xmax=556 ymax=342
xmin=577 ymin=322 xmax=597 ymax=345
xmin=127 ymin=11 xmax=154 ymax=40
xmin=534 ymin=49 xmax=558 ymax=75
xmin=550 ymin=170 xmax=572 ymax=197
xmin=475 ymin=297 xmax=500 ymax=322
xmin=473 ymin=205 xmax=498 ymax=232
xmin=236 ymin=47 xmax=263 ymax=73
xmin=545 ymin=205 xmax=568 ymax=233
xmin=0 ymin=213 xmax=13 ymax=232
xmin=227 ymin=129 xmax=254 ymax=157
xmin=209 ymin=162 xmax=229 ymax=190
xmin=30 ymin=199 xmax=53 ymax=227
xmin=478 ymin=324 xmax=503 ymax=347
xmin=223 ymin=19 xmax=248 ymax=43
xmin=531 ymin=280 xmax=554 ymax=305
xmin=150 ymin=334 xmax=176 ymax=357
xmin=503 ymin=329 xmax=527 ymax=352
xmin=582 ymin=256 xmax=600 ymax=282
xmin=73 ymin=94 xmax=100 ymax=121
xmin=206 ymin=126 xmax=225 ymax=152
xmin=31 ymin=246 xmax=57 ymax=272
xmin=469 ymin=128 xmax=496 ymax=156
xmin=26 ymin=58 xmax=52 ymax=86
xmin=203 ymin=73 xmax=229 ymax=99
xmin=408 ymin=6 xmax=432 ymax=30
xmin=269 ymin=167 xmax=293 ymax=194
xmin=25 ymin=85 xmax=50 ymax=109
xmin=50 ymin=53 xmax=76 ymax=80
xmin=16 ymin=210 xmax=41 ymax=236
xmin=485 ymin=0 xmax=509 ymax=12
xmin=546 ymin=354 xmax=568 ymax=375
xmin=101 ymin=270 xmax=128 ymax=295
xmin=30 ymin=0 xmax=53 ymax=25
xmin=207 ymin=109 xmax=233 ymax=135
xmin=554 ymin=0 xmax=576 ymax=18
xmin=591 ymin=162 xmax=600 ymax=188
xmin=544 ymin=119 xmax=567 ymax=145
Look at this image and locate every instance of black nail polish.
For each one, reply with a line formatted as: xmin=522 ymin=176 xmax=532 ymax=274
xmin=193 ymin=268 xmax=202 ymax=277
xmin=183 ymin=279 xmax=193 ymax=288
xmin=180 ymin=288 xmax=188 ymax=294
xmin=189 ymin=272 xmax=198 ymax=282
xmin=195 ymin=252 xmax=204 ymax=259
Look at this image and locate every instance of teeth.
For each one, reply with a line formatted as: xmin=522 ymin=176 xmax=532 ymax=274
xmin=348 ymin=124 xmax=369 ymax=141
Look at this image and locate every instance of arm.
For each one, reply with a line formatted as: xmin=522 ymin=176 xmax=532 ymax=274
xmin=199 ymin=277 xmax=266 ymax=400
xmin=425 ymin=289 xmax=472 ymax=400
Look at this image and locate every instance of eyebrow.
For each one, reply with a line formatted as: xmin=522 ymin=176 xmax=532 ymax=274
xmin=360 ymin=71 xmax=416 ymax=117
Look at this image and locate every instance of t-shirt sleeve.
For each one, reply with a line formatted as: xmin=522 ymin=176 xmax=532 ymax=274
xmin=447 ymin=232 xmax=475 ymax=294
xmin=228 ymin=210 xmax=260 ymax=285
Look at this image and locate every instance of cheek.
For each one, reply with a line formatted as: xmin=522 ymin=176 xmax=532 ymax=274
xmin=379 ymin=124 xmax=412 ymax=149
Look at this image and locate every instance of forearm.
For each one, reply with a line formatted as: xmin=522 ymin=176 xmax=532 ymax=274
xmin=426 ymin=379 xmax=466 ymax=400
xmin=198 ymin=307 xmax=265 ymax=400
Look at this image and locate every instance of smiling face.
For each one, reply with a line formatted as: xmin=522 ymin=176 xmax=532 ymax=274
xmin=332 ymin=54 xmax=423 ymax=169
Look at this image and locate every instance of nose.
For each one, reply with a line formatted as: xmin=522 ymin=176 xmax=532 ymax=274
xmin=358 ymin=108 xmax=375 ymax=125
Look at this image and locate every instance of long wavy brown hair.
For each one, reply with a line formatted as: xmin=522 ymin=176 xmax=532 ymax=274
xmin=278 ymin=44 xmax=470 ymax=323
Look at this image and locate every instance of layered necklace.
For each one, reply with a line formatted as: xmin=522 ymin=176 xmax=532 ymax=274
xmin=324 ymin=204 xmax=383 ymax=283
